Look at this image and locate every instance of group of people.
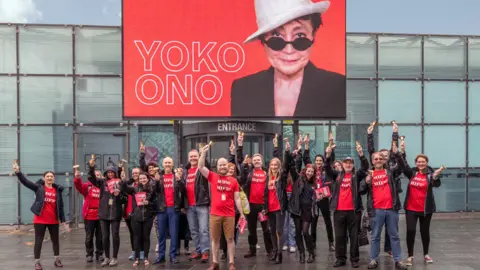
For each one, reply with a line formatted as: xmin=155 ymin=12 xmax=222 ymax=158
xmin=14 ymin=121 xmax=445 ymax=270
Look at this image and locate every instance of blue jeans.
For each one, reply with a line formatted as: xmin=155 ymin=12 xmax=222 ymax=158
xmin=283 ymin=193 xmax=296 ymax=247
xmin=186 ymin=206 xmax=210 ymax=253
xmin=157 ymin=207 xmax=180 ymax=259
xmin=370 ymin=209 xmax=402 ymax=263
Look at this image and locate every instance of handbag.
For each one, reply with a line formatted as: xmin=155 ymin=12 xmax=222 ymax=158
xmin=239 ymin=189 xmax=250 ymax=215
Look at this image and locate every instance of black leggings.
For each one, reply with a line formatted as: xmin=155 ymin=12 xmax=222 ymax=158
xmin=126 ymin=218 xmax=143 ymax=252
xmin=267 ymin=211 xmax=286 ymax=252
xmin=34 ymin=224 xmax=60 ymax=259
xmin=247 ymin=203 xmax=273 ymax=253
xmin=406 ymin=211 xmax=432 ymax=257
xmin=293 ymin=216 xmax=314 ymax=254
xmin=133 ymin=217 xmax=155 ymax=259
xmin=84 ymin=219 xmax=103 ymax=257
xmin=100 ymin=220 xmax=121 ymax=259
xmin=311 ymin=199 xmax=334 ymax=245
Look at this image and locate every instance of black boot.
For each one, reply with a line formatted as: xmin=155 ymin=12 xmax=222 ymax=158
xmin=269 ymin=249 xmax=277 ymax=261
xmin=243 ymin=247 xmax=256 ymax=258
xmin=299 ymin=253 xmax=306 ymax=264
xmin=274 ymin=252 xmax=282 ymax=264
xmin=307 ymin=253 xmax=315 ymax=263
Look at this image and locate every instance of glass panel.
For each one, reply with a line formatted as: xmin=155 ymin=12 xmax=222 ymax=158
xmin=20 ymin=77 xmax=73 ymax=124
xmin=0 ymin=25 xmax=17 ymax=73
xmin=77 ymin=126 xmax=127 ymax=172
xmin=20 ymin=127 xmax=73 ymax=173
xmin=298 ymin=121 xmax=329 ymax=125
xmin=330 ymin=124 xmax=371 ymax=165
xmin=299 ymin=125 xmax=330 ymax=162
xmin=347 ymin=35 xmax=376 ymax=78
xmin=131 ymin=126 xmax=174 ymax=169
xmin=424 ymin=126 xmax=466 ymax=168
xmin=264 ymin=134 xmax=274 ymax=164
xmin=469 ymin=38 xmax=480 ymax=80
xmin=468 ymin=169 xmax=480 ymax=211
xmin=379 ymin=126 xmax=421 ymax=166
xmin=424 ymin=37 xmax=466 ymax=79
xmin=209 ymin=135 xmax=232 ymax=171
xmin=75 ymin=77 xmax=122 ymax=123
xmin=0 ymin=127 xmax=17 ymax=174
xmin=19 ymin=26 xmax=72 ymax=74
xmin=424 ymin=82 xmax=466 ymax=123
xmin=282 ymin=125 xmax=294 ymax=147
xmin=338 ymin=80 xmax=376 ymax=124
xmin=433 ymin=169 xmax=466 ymax=212
xmin=20 ymin=175 xmax=69 ymax=224
xmin=378 ymin=81 xmax=421 ymax=123
xmin=0 ymin=77 xmax=16 ymax=124
xmin=181 ymin=136 xmax=208 ymax=166
xmin=0 ymin=176 xmax=18 ymax=224
xmin=378 ymin=36 xmax=421 ymax=78
xmin=468 ymin=126 xmax=480 ymax=167
xmin=469 ymin=82 xmax=480 ymax=123
xmin=75 ymin=28 xmax=121 ymax=75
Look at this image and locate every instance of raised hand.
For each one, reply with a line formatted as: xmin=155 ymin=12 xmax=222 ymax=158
xmin=237 ymin=131 xmax=244 ymax=147
xmin=175 ymin=168 xmax=183 ymax=181
xmin=13 ymin=159 xmax=19 ymax=173
xmin=433 ymin=165 xmax=446 ymax=179
xmin=367 ymin=122 xmax=375 ymax=135
xmin=304 ymin=133 xmax=310 ymax=145
xmin=392 ymin=120 xmax=398 ymax=133
xmin=355 ymin=141 xmax=363 ymax=156
xmin=366 ymin=170 xmax=373 ymax=184
xmin=89 ymin=154 xmax=95 ymax=167
xmin=273 ymin=134 xmax=278 ymax=148
xmin=74 ymin=169 xmax=81 ymax=178
xmin=229 ymin=139 xmax=235 ymax=153
xmin=140 ymin=141 xmax=145 ymax=153
xmin=285 ymin=141 xmax=291 ymax=152
xmin=297 ymin=134 xmax=303 ymax=150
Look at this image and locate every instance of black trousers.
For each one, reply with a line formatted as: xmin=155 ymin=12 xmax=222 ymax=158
xmin=293 ymin=216 xmax=314 ymax=254
xmin=100 ymin=220 xmax=121 ymax=259
xmin=333 ymin=211 xmax=361 ymax=263
xmin=311 ymin=199 xmax=334 ymax=245
xmin=406 ymin=211 xmax=432 ymax=257
xmin=221 ymin=213 xmax=240 ymax=253
xmin=132 ymin=217 xmax=155 ymax=259
xmin=84 ymin=219 xmax=103 ymax=257
xmin=126 ymin=218 xmax=143 ymax=252
xmin=267 ymin=211 xmax=286 ymax=252
xmin=34 ymin=224 xmax=60 ymax=259
xmin=246 ymin=203 xmax=273 ymax=253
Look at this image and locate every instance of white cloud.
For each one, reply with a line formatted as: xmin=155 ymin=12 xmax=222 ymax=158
xmin=0 ymin=0 xmax=42 ymax=23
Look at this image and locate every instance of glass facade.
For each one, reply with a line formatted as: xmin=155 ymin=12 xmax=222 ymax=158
xmin=0 ymin=24 xmax=479 ymax=225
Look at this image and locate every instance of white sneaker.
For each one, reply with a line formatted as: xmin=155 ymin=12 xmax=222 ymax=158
xmin=424 ymin=254 xmax=433 ymax=264
xmin=282 ymin=246 xmax=288 ymax=251
xmin=289 ymin=247 xmax=296 ymax=253
xmin=256 ymin=244 xmax=260 ymax=249
xmin=405 ymin=256 xmax=414 ymax=266
xmin=155 ymin=243 xmax=159 ymax=252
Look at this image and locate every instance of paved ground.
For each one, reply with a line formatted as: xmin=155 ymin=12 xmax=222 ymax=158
xmin=0 ymin=214 xmax=479 ymax=270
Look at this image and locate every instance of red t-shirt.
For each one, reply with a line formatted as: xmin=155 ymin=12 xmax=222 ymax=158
xmin=250 ymin=169 xmax=266 ymax=204
xmin=372 ymin=170 xmax=393 ymax=209
xmin=406 ymin=172 xmax=428 ymax=212
xmin=34 ymin=187 xmax=59 ymax=224
xmin=186 ymin=167 xmax=197 ymax=206
xmin=267 ymin=176 xmax=281 ymax=212
xmin=86 ymin=186 xmax=100 ymax=220
xmin=337 ymin=173 xmax=354 ymax=211
xmin=163 ymin=174 xmax=175 ymax=207
xmin=208 ymin=171 xmax=239 ymax=217
xmin=286 ymin=183 xmax=293 ymax=193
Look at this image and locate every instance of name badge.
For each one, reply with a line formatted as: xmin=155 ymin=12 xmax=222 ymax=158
xmin=108 ymin=198 xmax=113 ymax=205
xmin=317 ymin=184 xmax=320 ymax=189
xmin=221 ymin=194 xmax=226 ymax=201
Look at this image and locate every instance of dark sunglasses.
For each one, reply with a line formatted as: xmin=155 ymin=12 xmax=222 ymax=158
xmin=263 ymin=37 xmax=314 ymax=51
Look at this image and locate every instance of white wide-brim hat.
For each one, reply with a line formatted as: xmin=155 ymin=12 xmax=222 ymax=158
xmin=244 ymin=0 xmax=330 ymax=44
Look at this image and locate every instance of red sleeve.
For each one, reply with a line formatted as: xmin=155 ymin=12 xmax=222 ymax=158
xmin=207 ymin=171 xmax=216 ymax=183
xmin=74 ymin=177 xmax=88 ymax=196
xmin=232 ymin=177 xmax=240 ymax=192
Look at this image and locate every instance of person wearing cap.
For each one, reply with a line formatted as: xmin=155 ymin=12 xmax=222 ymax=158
xmin=231 ymin=0 xmax=345 ymax=118
xmin=324 ymin=143 xmax=369 ymax=268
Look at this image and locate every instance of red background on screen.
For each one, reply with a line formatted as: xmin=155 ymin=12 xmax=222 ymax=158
xmin=123 ymin=0 xmax=346 ymax=118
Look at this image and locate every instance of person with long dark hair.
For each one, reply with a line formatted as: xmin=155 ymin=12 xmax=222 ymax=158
xmin=87 ymin=155 xmax=126 ymax=267
xmin=288 ymin=140 xmax=318 ymax=264
xmin=401 ymin=153 xmax=444 ymax=265
xmin=120 ymin=172 xmax=158 ymax=266
xmin=14 ymin=161 xmax=66 ymax=270
xmin=74 ymin=167 xmax=103 ymax=263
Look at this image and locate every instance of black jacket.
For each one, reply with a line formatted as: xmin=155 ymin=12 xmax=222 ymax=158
xmin=402 ymin=164 xmax=441 ymax=214
xmin=231 ymin=62 xmax=346 ymax=118
xmin=16 ymin=172 xmax=66 ymax=223
xmin=120 ymin=181 xmax=158 ymax=222
xmin=324 ymin=151 xmax=369 ymax=213
xmin=359 ymin=151 xmax=405 ymax=217
xmin=154 ymin=172 xmax=188 ymax=212
xmin=184 ymin=161 xmax=211 ymax=207
xmin=88 ymin=165 xmax=127 ymax=221
xmin=288 ymin=151 xmax=319 ymax=218
xmin=263 ymin=148 xmax=291 ymax=213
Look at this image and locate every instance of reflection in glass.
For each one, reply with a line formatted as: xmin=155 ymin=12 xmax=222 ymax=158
xmin=330 ymin=125 xmax=371 ymax=165
xmin=469 ymin=38 xmax=480 ymax=80
xmin=424 ymin=126 xmax=465 ymax=168
xmin=208 ymin=136 xmax=232 ymax=171
xmin=424 ymin=37 xmax=466 ymax=79
xmin=431 ymin=169 xmax=465 ymax=212
xmin=337 ymin=80 xmax=376 ymax=124
xmin=0 ymin=176 xmax=18 ymax=224
xmin=468 ymin=82 xmax=480 ymax=123
xmin=0 ymin=77 xmax=17 ymax=124
xmin=424 ymin=82 xmax=466 ymax=123
xmin=0 ymin=127 xmax=17 ymax=174
xmin=378 ymin=126 xmax=421 ymax=165
xmin=378 ymin=36 xmax=421 ymax=78
xmin=20 ymin=77 xmax=73 ymax=124
xmin=347 ymin=35 xmax=376 ymax=78
xmin=0 ymin=26 xmax=17 ymax=73
xmin=183 ymin=136 xmax=208 ymax=166
xmin=137 ymin=126 xmax=174 ymax=168
xmin=467 ymin=169 xmax=480 ymax=211
xmin=75 ymin=28 xmax=122 ymax=75
xmin=19 ymin=27 xmax=73 ymax=74
xmin=378 ymin=81 xmax=421 ymax=123
xmin=75 ymin=77 xmax=122 ymax=122
xmin=468 ymin=126 xmax=480 ymax=167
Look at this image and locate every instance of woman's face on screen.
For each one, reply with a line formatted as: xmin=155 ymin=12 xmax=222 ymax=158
xmin=263 ymin=18 xmax=314 ymax=78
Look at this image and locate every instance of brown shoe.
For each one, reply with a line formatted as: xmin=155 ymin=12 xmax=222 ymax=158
xmin=201 ymin=252 xmax=209 ymax=263
xmin=54 ymin=259 xmax=63 ymax=268
xmin=189 ymin=252 xmax=201 ymax=261
xmin=207 ymin=263 xmax=219 ymax=270
xmin=229 ymin=263 xmax=236 ymax=270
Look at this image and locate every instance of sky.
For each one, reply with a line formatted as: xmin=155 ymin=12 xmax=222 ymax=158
xmin=0 ymin=0 xmax=478 ymax=35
